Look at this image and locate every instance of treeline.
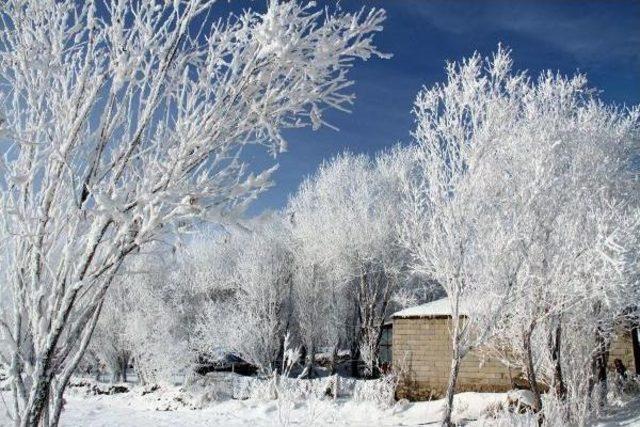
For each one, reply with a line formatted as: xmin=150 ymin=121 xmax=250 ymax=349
xmin=88 ymin=148 xmax=425 ymax=384
xmin=90 ymin=48 xmax=640 ymax=426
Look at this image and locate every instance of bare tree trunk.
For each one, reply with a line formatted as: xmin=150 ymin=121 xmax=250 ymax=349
xmin=119 ymin=353 xmax=130 ymax=383
xmin=121 ymin=361 xmax=127 ymax=383
xmin=330 ymin=345 xmax=338 ymax=375
xmin=549 ymin=319 xmax=566 ymax=399
xmin=49 ymin=297 xmax=106 ymax=427
xmin=523 ymin=324 xmax=542 ymax=412
xmin=299 ymin=343 xmax=315 ymax=379
xmin=632 ymin=327 xmax=640 ymax=375
xmin=41 ymin=395 xmax=49 ymax=427
xmin=442 ymin=309 xmax=466 ymax=427
xmin=278 ymin=334 xmax=286 ymax=374
xmin=589 ymin=326 xmax=609 ymax=411
xmin=350 ymin=345 xmax=360 ymax=378
xmin=441 ymin=294 xmax=467 ymax=427
xmin=350 ymin=297 xmax=361 ymax=377
xmin=441 ymin=347 xmax=461 ymax=427
xmin=306 ymin=343 xmax=315 ymax=379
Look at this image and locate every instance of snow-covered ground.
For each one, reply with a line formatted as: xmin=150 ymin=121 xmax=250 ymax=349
xmin=594 ymin=397 xmax=640 ymax=427
xmin=1 ymin=390 xmax=505 ymax=426
xmin=2 ymin=386 xmax=639 ymax=426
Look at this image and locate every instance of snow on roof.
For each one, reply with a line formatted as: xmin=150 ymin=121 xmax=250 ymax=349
xmin=391 ymin=297 xmax=468 ymax=319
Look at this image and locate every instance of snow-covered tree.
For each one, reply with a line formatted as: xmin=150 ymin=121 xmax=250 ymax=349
xmin=402 ymin=46 xmax=639 ymax=425
xmin=121 ymin=251 xmax=192 ymax=385
xmin=88 ymin=280 xmax=133 ymax=383
xmin=402 ymin=49 xmax=521 ymax=425
xmin=288 ymin=149 xmax=412 ymax=377
xmin=469 ymin=57 xmax=639 ymax=417
xmin=193 ymin=218 xmax=295 ymax=376
xmin=85 ymin=248 xmax=190 ymax=385
xmin=0 ymin=0 xmax=387 ymax=424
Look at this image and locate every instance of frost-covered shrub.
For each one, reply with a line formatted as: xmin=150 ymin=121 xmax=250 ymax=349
xmin=185 ymin=372 xmax=236 ymax=404
xmin=352 ymin=375 xmax=397 ymax=408
xmin=483 ymin=409 xmax=539 ymax=427
xmin=230 ymin=373 xmax=397 ymax=409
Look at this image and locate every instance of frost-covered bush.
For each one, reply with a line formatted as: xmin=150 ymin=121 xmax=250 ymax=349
xmin=185 ymin=372 xmax=236 ymax=404
xmin=230 ymin=373 xmax=397 ymax=409
xmin=352 ymin=375 xmax=398 ymax=408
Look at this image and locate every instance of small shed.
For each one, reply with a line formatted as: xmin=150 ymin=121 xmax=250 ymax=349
xmin=391 ymin=298 xmax=640 ymax=400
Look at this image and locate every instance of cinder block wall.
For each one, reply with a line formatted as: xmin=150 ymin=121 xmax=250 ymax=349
xmin=609 ymin=331 xmax=636 ymax=373
xmin=392 ymin=317 xmax=512 ymax=400
xmin=393 ymin=317 xmax=637 ymax=401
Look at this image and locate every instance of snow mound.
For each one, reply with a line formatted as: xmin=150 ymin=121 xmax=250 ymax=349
xmin=505 ymin=389 xmax=538 ymax=412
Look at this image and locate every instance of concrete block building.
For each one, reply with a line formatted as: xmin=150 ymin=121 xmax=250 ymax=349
xmin=391 ymin=298 xmax=640 ymax=400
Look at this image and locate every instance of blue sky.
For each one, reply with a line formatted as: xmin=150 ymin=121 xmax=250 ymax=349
xmin=231 ymin=0 xmax=640 ymax=216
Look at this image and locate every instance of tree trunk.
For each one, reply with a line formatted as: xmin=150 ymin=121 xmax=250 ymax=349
xmin=589 ymin=326 xmax=609 ymax=410
xmin=330 ymin=345 xmax=338 ymax=375
xmin=441 ymin=350 xmax=461 ymax=427
xmin=306 ymin=343 xmax=315 ymax=379
xmin=278 ymin=334 xmax=286 ymax=374
xmin=523 ymin=326 xmax=542 ymax=412
xmin=442 ymin=310 xmax=465 ymax=427
xmin=22 ymin=361 xmax=55 ymax=427
xmin=41 ymin=395 xmax=49 ymax=427
xmin=299 ymin=343 xmax=315 ymax=379
xmin=119 ymin=353 xmax=130 ymax=383
xmin=350 ymin=298 xmax=361 ymax=377
xmin=549 ymin=319 xmax=567 ymax=399
xmin=631 ymin=327 xmax=640 ymax=375
xmin=350 ymin=345 xmax=360 ymax=378
xmin=49 ymin=297 xmax=106 ymax=427
xmin=121 ymin=361 xmax=128 ymax=383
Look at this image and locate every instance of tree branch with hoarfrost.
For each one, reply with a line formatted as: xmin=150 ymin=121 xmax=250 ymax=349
xmin=0 ymin=1 xmax=388 ymax=425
